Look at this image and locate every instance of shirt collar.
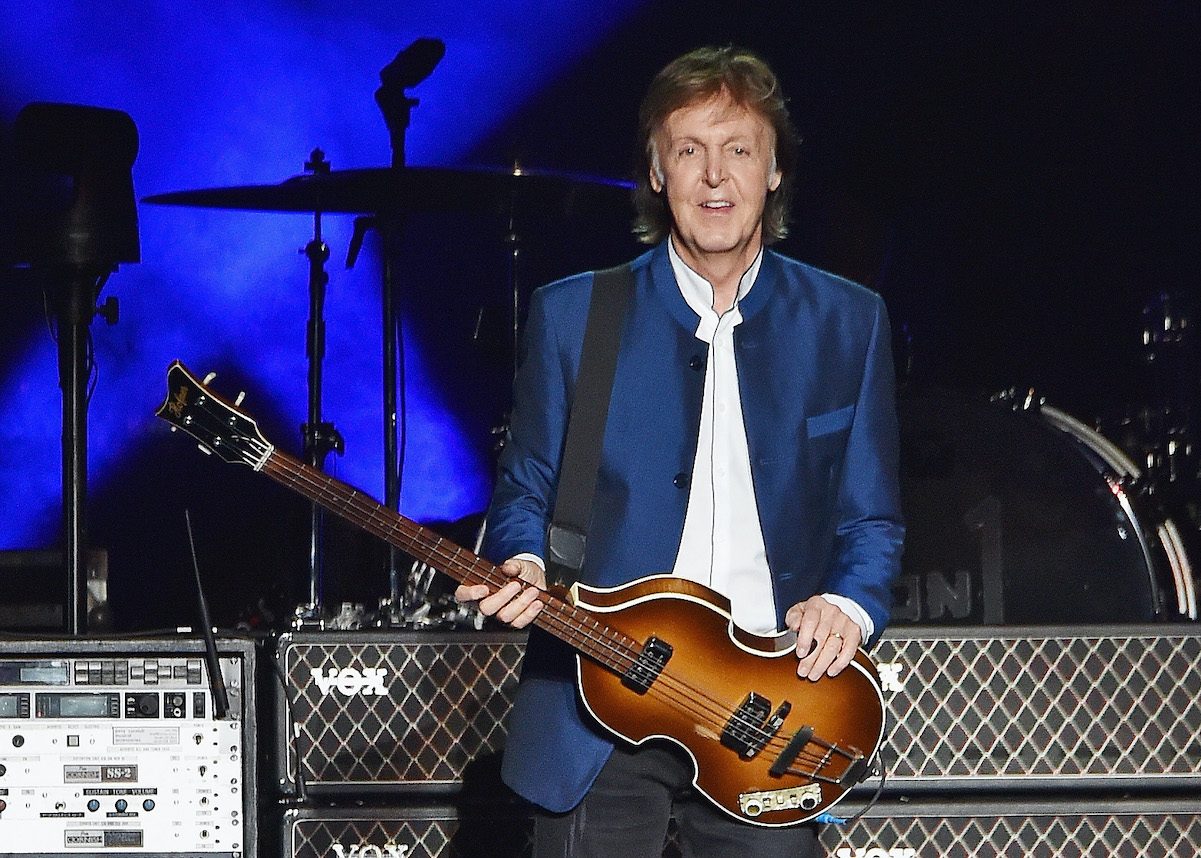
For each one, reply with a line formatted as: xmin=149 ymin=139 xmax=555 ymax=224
xmin=668 ymin=238 xmax=763 ymax=340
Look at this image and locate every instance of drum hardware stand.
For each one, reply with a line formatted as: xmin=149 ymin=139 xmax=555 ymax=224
xmin=502 ymin=161 xmax=528 ymax=387
xmin=346 ymin=208 xmax=413 ymax=627
xmin=293 ymin=148 xmax=344 ymax=630
xmin=1141 ymin=292 xmax=1200 ymax=506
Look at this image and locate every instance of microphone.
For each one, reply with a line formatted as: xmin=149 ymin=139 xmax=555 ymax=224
xmin=379 ymin=38 xmax=446 ymax=89
xmin=375 ymin=38 xmax=446 ymax=166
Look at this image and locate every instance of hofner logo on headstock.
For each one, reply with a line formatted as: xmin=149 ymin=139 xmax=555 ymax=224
xmin=165 ymin=384 xmax=188 ymax=419
xmin=311 ymin=666 xmax=389 ymax=696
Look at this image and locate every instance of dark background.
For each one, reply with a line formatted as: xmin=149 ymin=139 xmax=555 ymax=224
xmin=475 ymin=2 xmax=1199 ymax=415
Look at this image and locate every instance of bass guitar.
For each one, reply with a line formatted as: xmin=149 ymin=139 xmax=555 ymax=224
xmin=156 ymin=360 xmax=885 ymax=826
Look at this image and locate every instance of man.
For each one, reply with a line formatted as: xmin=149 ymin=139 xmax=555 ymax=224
xmin=456 ymin=45 xmax=904 ymax=857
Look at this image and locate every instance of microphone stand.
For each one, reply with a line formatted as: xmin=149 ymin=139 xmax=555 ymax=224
xmin=368 ymin=40 xmax=443 ymax=624
xmin=56 ymin=267 xmax=118 ymax=633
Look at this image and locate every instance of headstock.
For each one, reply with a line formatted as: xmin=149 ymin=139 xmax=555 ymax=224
xmin=156 ymin=361 xmax=273 ymax=470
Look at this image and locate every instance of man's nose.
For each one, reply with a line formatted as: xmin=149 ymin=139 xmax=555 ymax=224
xmin=704 ymin=153 xmax=725 ymax=186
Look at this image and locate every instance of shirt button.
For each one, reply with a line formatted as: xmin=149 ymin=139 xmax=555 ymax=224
xmin=673 ymin=472 xmax=690 ymax=489
xmin=689 ymin=355 xmax=704 ymax=371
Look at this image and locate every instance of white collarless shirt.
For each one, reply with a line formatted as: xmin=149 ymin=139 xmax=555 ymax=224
xmin=668 ymin=240 xmax=778 ymax=634
xmin=666 ymin=240 xmax=872 ymax=641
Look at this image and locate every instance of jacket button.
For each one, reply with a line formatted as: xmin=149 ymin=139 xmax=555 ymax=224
xmin=689 ymin=355 xmax=704 ymax=371
xmin=673 ymin=472 xmax=690 ymax=489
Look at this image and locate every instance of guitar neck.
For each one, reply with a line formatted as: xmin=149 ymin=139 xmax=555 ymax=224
xmin=260 ymin=448 xmax=640 ymax=673
xmin=159 ymin=359 xmax=884 ymax=827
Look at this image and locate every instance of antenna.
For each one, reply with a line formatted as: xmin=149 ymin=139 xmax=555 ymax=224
xmin=185 ymin=510 xmax=229 ymax=720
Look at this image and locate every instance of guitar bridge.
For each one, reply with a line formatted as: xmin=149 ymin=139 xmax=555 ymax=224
xmin=769 ymin=726 xmax=868 ymax=786
xmin=621 ymin=636 xmax=672 ymax=694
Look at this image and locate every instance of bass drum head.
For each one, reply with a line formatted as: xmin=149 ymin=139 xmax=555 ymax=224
xmin=895 ymin=391 xmax=1183 ymax=625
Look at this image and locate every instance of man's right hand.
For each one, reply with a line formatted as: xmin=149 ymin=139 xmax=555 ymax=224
xmin=454 ymin=557 xmax=547 ymax=629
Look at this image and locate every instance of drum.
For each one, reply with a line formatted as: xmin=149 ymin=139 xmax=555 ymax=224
xmin=895 ymin=390 xmax=1196 ymax=625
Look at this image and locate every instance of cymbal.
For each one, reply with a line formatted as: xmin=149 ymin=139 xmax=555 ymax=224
xmin=142 ymin=165 xmax=634 ymax=216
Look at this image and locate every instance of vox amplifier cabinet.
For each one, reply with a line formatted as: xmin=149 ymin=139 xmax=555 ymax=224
xmin=820 ymin=796 xmax=1201 ymax=857
xmin=280 ymin=797 xmax=1201 ymax=858
xmin=865 ymin=624 xmax=1201 ymax=794
xmin=280 ymin=803 xmax=532 ymax=858
xmin=273 ymin=631 xmax=523 ymax=795
xmin=273 ymin=625 xmax=1201 ymax=797
xmin=0 ymin=636 xmax=258 ymax=857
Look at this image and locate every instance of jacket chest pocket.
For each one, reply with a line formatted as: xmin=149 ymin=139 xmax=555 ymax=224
xmin=806 ymin=404 xmax=855 ymax=440
xmin=805 ymin=404 xmax=855 ymax=488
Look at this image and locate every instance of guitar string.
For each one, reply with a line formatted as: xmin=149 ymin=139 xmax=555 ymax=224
xmin=175 ymin=374 xmax=857 ymax=781
xmin=211 ymin=416 xmax=852 ymax=777
xmin=257 ymin=446 xmax=850 ymax=776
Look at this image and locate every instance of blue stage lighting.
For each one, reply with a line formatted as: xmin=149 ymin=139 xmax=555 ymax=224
xmin=0 ymin=0 xmax=643 ymax=552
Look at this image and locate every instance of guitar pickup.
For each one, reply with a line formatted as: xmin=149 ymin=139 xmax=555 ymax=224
xmin=722 ymin=693 xmax=791 ymax=758
xmin=621 ymin=636 xmax=672 ymax=694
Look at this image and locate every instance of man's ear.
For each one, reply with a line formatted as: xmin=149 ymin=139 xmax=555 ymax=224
xmin=649 ymin=161 xmax=664 ymax=193
xmin=648 ymin=142 xmax=665 ymax=193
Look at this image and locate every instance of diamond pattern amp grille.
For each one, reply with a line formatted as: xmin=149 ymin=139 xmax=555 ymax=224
xmin=282 ymin=798 xmax=1201 ymax=858
xmin=276 ymin=631 xmax=524 ymax=793
xmin=284 ymin=806 xmax=531 ymax=858
xmin=822 ymin=798 xmax=1201 ymax=857
xmin=275 ymin=626 xmax=1201 ymax=796
xmin=870 ymin=625 xmax=1201 ymax=791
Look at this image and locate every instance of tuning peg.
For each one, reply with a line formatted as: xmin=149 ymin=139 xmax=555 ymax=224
xmin=203 ymin=372 xmax=217 ymax=385
xmin=235 ymin=391 xmax=246 ymax=406
xmin=197 ymin=445 xmax=212 ymax=456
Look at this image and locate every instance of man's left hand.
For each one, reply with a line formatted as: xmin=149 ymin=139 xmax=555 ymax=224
xmin=785 ymin=595 xmax=861 ymax=680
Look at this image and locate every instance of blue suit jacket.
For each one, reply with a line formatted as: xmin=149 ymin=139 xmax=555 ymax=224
xmin=482 ymin=241 xmax=904 ymax=812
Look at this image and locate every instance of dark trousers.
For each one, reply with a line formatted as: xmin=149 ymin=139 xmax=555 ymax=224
xmin=532 ymin=743 xmax=821 ymax=858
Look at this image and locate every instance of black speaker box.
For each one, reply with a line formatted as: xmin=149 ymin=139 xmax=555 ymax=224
xmin=278 ymin=796 xmax=1201 ymax=858
xmin=280 ymin=803 xmax=532 ymax=858
xmin=868 ymin=624 xmax=1201 ymax=794
xmin=271 ymin=625 xmax=1201 ymax=797
xmin=821 ymin=796 xmax=1201 ymax=857
xmin=273 ymin=631 xmax=523 ymax=796
xmin=0 ymin=549 xmax=110 ymax=631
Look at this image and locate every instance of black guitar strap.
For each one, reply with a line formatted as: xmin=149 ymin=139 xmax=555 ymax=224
xmin=545 ymin=263 xmax=635 ymax=588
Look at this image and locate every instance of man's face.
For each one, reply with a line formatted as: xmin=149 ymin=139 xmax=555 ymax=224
xmin=650 ymin=92 xmax=782 ymax=272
